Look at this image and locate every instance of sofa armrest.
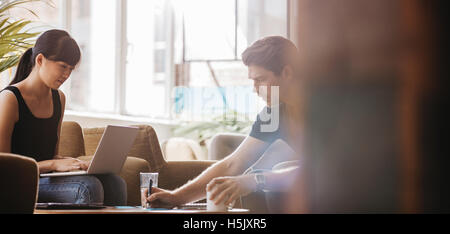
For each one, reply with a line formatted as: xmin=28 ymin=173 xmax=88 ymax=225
xmin=158 ymin=160 xmax=217 ymax=191
xmin=120 ymin=157 xmax=151 ymax=206
xmin=77 ymin=155 xmax=150 ymax=206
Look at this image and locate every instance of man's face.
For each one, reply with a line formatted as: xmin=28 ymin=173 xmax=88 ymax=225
xmin=248 ymin=65 xmax=281 ymax=106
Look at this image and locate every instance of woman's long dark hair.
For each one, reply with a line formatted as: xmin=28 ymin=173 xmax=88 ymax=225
xmin=10 ymin=29 xmax=81 ymax=85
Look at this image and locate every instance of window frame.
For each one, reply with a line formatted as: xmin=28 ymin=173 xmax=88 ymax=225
xmin=182 ymin=0 xmax=290 ymax=63
xmin=59 ymin=0 xmax=291 ymax=120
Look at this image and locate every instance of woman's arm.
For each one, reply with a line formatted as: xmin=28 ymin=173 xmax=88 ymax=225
xmin=35 ymin=90 xmax=84 ymax=173
xmin=0 ymin=90 xmax=85 ymax=174
xmin=35 ymin=90 xmax=67 ymax=174
xmin=53 ymin=90 xmax=66 ymax=157
xmin=0 ymin=91 xmax=19 ymax=153
xmin=38 ymin=157 xmax=86 ymax=174
xmin=42 ymin=90 xmax=88 ymax=173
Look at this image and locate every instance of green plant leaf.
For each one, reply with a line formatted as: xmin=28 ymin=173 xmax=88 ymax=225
xmin=0 ymin=0 xmax=42 ymax=15
xmin=0 ymin=0 xmax=45 ymax=74
xmin=172 ymin=110 xmax=253 ymax=143
xmin=0 ymin=55 xmax=20 ymax=73
xmin=0 ymin=18 xmax=8 ymax=29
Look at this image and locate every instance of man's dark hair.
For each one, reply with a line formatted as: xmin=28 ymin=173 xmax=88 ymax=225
xmin=242 ymin=36 xmax=299 ymax=76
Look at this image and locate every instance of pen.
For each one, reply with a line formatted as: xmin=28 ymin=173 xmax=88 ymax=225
xmin=148 ymin=179 xmax=153 ymax=197
xmin=146 ymin=179 xmax=153 ymax=208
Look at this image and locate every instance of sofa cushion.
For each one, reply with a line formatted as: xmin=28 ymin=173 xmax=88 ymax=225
xmin=158 ymin=160 xmax=216 ymax=190
xmin=161 ymin=137 xmax=207 ymax=161
xmin=83 ymin=125 xmax=167 ymax=172
xmin=59 ymin=121 xmax=86 ymax=158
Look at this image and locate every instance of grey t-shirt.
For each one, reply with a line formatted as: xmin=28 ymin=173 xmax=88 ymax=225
xmin=249 ymin=104 xmax=287 ymax=145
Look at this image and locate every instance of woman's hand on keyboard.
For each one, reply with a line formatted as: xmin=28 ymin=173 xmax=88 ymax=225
xmin=52 ymin=157 xmax=89 ymax=172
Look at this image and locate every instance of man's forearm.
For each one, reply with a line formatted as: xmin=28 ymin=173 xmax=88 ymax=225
xmin=172 ymin=159 xmax=236 ymax=204
xmin=263 ymin=167 xmax=300 ymax=192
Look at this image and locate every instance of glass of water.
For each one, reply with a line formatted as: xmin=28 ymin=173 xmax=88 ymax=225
xmin=139 ymin=172 xmax=158 ymax=208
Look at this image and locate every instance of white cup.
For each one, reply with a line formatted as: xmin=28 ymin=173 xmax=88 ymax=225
xmin=206 ymin=189 xmax=228 ymax=212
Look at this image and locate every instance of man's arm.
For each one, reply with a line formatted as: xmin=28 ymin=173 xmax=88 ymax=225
xmin=261 ymin=166 xmax=300 ymax=192
xmin=207 ymin=166 xmax=301 ymax=206
xmin=149 ymin=136 xmax=270 ymax=206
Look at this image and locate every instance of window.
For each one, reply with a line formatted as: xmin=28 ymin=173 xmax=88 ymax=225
xmin=180 ymin=0 xmax=288 ymax=61
xmin=6 ymin=0 xmax=60 ymax=30
xmin=182 ymin=0 xmax=236 ymax=61
xmin=3 ymin=0 xmax=289 ymax=122
xmin=64 ymin=0 xmax=174 ymax=118
xmin=173 ymin=0 xmax=288 ymax=121
xmin=67 ymin=0 xmax=117 ymax=113
xmin=125 ymin=0 xmax=172 ymax=118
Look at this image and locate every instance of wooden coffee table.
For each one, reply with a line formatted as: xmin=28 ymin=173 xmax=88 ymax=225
xmin=34 ymin=207 xmax=249 ymax=214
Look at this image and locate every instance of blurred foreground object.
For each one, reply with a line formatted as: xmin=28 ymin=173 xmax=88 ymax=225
xmin=284 ymin=0 xmax=449 ymax=213
xmin=0 ymin=153 xmax=39 ymax=214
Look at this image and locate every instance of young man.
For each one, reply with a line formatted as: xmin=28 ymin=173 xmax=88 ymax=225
xmin=148 ymin=36 xmax=305 ymax=212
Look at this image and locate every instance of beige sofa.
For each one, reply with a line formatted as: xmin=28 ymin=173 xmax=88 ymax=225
xmin=59 ymin=121 xmax=217 ymax=206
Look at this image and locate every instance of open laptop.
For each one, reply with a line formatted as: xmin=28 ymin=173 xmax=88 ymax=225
xmin=40 ymin=125 xmax=139 ymax=177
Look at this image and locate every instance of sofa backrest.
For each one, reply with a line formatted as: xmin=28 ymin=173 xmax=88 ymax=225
xmin=83 ymin=125 xmax=167 ymax=172
xmin=59 ymin=121 xmax=86 ymax=158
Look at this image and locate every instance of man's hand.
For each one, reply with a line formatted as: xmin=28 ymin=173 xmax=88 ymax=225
xmin=206 ymin=174 xmax=257 ymax=206
xmin=146 ymin=187 xmax=181 ymax=209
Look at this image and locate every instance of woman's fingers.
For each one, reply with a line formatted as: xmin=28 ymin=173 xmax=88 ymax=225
xmin=68 ymin=165 xmax=81 ymax=171
xmin=68 ymin=158 xmax=89 ymax=170
xmin=67 ymin=159 xmax=85 ymax=171
xmin=80 ymin=161 xmax=90 ymax=170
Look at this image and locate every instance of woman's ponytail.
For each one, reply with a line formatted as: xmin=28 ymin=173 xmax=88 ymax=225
xmin=10 ymin=47 xmax=34 ymax=85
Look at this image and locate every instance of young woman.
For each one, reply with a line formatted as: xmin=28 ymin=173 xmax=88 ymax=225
xmin=0 ymin=29 xmax=126 ymax=205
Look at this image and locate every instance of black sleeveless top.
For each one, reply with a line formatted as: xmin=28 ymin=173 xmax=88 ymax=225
xmin=1 ymin=86 xmax=61 ymax=162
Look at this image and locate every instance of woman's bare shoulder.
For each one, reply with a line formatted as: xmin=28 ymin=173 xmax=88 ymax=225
xmin=0 ymin=89 xmax=18 ymax=107
xmin=0 ymin=89 xmax=19 ymax=123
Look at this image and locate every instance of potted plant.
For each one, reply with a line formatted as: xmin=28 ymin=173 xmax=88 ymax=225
xmin=172 ymin=110 xmax=253 ymax=144
xmin=0 ymin=0 xmax=47 ymax=74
